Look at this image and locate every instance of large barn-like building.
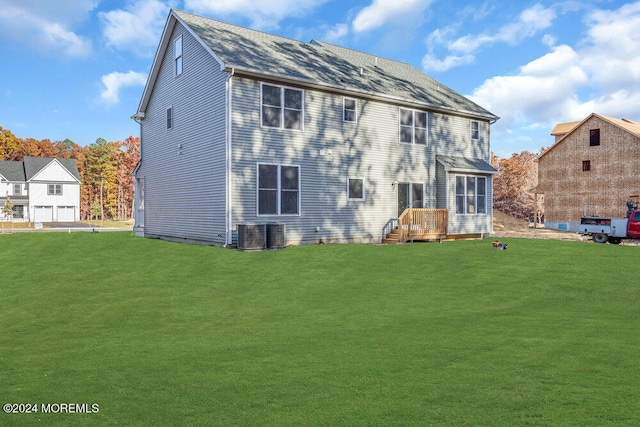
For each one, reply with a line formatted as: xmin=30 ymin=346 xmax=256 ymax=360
xmin=536 ymin=113 xmax=640 ymax=231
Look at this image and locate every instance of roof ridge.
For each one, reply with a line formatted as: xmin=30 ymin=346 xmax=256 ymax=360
xmin=173 ymin=9 xmax=315 ymax=49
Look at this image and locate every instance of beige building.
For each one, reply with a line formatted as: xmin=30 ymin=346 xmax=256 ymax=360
xmin=536 ymin=113 xmax=640 ymax=231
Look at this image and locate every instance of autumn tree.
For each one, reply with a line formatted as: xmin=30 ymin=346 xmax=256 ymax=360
xmin=0 ymin=127 xmax=20 ymax=160
xmin=1 ymin=126 xmax=139 ymax=221
xmin=492 ymin=151 xmax=538 ymax=220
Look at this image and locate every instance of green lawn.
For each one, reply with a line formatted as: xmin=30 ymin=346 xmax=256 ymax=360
xmin=1 ymin=233 xmax=639 ymax=426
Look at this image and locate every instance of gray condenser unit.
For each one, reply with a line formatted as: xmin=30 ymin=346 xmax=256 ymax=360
xmin=266 ymin=223 xmax=286 ymax=249
xmin=237 ymin=223 xmax=266 ymax=251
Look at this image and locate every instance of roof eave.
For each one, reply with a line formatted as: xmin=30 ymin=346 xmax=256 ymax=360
xmin=227 ymin=65 xmax=498 ymax=122
xmin=136 ymin=10 xmax=227 ymax=118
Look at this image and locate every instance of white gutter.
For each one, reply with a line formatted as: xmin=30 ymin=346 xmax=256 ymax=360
xmin=224 ymin=68 xmax=235 ymax=247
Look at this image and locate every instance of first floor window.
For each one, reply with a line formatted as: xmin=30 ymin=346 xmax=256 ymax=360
xmin=582 ymin=160 xmax=591 ymax=172
xmin=48 ymin=184 xmax=62 ymax=195
xmin=399 ymin=108 xmax=427 ymax=145
xmin=167 ymin=106 xmax=173 ymax=129
xmin=13 ymin=205 xmax=24 ymax=218
xmin=261 ymin=83 xmax=303 ymax=130
xmin=347 ymin=177 xmax=365 ymax=201
xmin=455 ymin=175 xmax=486 ymax=215
xmin=258 ymin=163 xmax=300 ymax=215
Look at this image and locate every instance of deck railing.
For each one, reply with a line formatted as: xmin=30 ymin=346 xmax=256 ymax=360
xmin=397 ymin=208 xmax=448 ymax=243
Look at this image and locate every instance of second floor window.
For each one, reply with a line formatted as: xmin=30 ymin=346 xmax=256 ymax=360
xmin=590 ymin=129 xmax=600 ymax=146
xmin=13 ymin=183 xmax=21 ymax=195
xmin=344 ymin=98 xmax=357 ymax=123
xmin=471 ymin=120 xmax=479 ymax=141
xmin=261 ymin=83 xmax=303 ymax=131
xmin=167 ymin=106 xmax=173 ymax=130
xmin=400 ymin=108 xmax=427 ymax=145
xmin=48 ymin=184 xmax=62 ymax=195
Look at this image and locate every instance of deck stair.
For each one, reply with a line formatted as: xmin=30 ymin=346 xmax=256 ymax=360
xmin=383 ymin=208 xmax=448 ymax=243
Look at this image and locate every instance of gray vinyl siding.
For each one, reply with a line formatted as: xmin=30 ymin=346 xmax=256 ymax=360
xmin=431 ymin=114 xmax=493 ymax=234
xmin=229 ymin=76 xmax=490 ymax=243
xmin=138 ymin=22 xmax=227 ymax=244
xmin=446 ymin=174 xmax=493 ymax=235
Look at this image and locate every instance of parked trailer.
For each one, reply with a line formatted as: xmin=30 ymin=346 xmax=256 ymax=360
xmin=579 ymin=209 xmax=640 ymax=244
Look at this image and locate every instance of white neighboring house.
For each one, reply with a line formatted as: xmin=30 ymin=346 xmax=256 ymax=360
xmin=0 ymin=157 xmax=81 ymax=222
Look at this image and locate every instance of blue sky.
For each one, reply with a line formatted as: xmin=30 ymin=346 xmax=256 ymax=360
xmin=1 ymin=0 xmax=639 ymax=156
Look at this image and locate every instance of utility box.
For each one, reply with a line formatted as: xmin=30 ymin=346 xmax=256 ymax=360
xmin=237 ymin=223 xmax=266 ymax=251
xmin=266 ymin=223 xmax=286 ymax=249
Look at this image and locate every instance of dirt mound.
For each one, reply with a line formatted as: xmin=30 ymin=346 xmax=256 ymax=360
xmin=492 ymin=209 xmax=529 ymax=232
xmin=492 ymin=209 xmax=582 ymax=241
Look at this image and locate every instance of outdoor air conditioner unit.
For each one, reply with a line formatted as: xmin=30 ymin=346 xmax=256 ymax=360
xmin=266 ymin=223 xmax=286 ymax=249
xmin=237 ymin=223 xmax=266 ymax=251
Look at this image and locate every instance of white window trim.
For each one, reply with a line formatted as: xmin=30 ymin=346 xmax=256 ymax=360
xmin=470 ymin=120 xmax=480 ymax=141
xmin=167 ymin=106 xmax=173 ymax=130
xmin=347 ymin=176 xmax=365 ymax=201
xmin=399 ymin=108 xmax=428 ymax=146
xmin=174 ymin=36 xmax=183 ymax=76
xmin=343 ymin=97 xmax=357 ymax=123
xmin=256 ymin=163 xmax=301 ymax=216
xmin=454 ymin=175 xmax=487 ymax=215
xmin=260 ymin=82 xmax=304 ymax=132
xmin=47 ymin=184 xmax=63 ymax=196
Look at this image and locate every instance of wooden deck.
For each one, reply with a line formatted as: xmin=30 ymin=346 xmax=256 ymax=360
xmin=383 ymin=208 xmax=448 ymax=244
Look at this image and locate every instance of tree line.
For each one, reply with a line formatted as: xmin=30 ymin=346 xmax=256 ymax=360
xmin=0 ymin=126 xmax=139 ymax=221
xmin=1 ymin=124 xmax=542 ymax=223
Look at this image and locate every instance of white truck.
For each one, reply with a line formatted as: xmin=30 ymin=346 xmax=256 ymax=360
xmin=579 ymin=198 xmax=640 ymax=244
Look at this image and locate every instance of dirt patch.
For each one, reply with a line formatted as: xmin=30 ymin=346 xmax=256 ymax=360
xmin=491 ymin=210 xmax=583 ymax=241
xmin=491 ymin=210 xmax=640 ymax=245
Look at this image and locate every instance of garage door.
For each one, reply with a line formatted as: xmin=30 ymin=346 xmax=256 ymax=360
xmin=57 ymin=206 xmax=75 ymax=222
xmin=34 ymin=206 xmax=53 ymax=222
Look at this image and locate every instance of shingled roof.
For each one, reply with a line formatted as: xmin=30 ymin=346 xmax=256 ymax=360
xmin=0 ymin=158 xmax=81 ymax=183
xmin=137 ymin=9 xmax=497 ymax=121
xmin=437 ymin=155 xmax=497 ymax=175
xmin=0 ymin=160 xmax=26 ymax=182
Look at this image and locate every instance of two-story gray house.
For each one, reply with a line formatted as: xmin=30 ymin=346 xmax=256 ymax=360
xmin=132 ymin=9 xmax=498 ymax=246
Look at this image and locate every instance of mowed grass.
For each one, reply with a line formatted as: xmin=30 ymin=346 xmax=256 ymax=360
xmin=1 ymin=232 xmax=639 ymax=426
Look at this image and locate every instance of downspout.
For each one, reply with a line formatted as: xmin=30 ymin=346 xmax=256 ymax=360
xmin=224 ymin=68 xmax=235 ymax=247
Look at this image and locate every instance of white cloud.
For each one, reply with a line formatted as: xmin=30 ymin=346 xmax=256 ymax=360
xmin=469 ymin=45 xmax=588 ymax=127
xmin=423 ymin=3 xmax=556 ymax=72
xmin=184 ymin=0 xmax=329 ymax=30
xmin=495 ymin=4 xmax=555 ymax=46
xmin=0 ymin=0 xmax=95 ymax=58
xmin=352 ymin=0 xmax=433 ymax=33
xmin=579 ymin=2 xmax=640 ymax=90
xmin=322 ymin=23 xmax=349 ymax=44
xmin=100 ymin=0 xmax=172 ymax=57
xmin=99 ymin=71 xmax=147 ymax=105
xmin=471 ymin=0 xmax=640 ymax=136
xmin=421 ymin=54 xmax=474 ymax=72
